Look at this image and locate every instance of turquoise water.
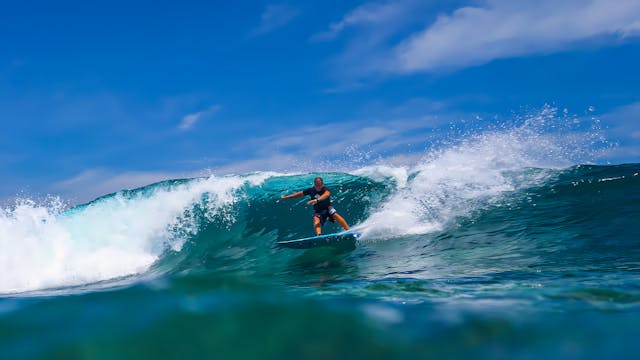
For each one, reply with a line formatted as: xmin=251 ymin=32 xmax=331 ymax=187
xmin=1 ymin=128 xmax=639 ymax=359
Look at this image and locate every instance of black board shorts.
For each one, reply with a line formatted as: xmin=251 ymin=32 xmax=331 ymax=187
xmin=314 ymin=206 xmax=337 ymax=226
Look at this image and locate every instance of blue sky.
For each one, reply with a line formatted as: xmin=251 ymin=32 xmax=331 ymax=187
xmin=1 ymin=0 xmax=640 ymax=203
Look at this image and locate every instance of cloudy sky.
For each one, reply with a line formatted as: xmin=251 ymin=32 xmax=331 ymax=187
xmin=1 ymin=0 xmax=639 ymax=203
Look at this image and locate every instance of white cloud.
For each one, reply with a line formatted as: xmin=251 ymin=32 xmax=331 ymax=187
xmin=208 ymin=115 xmax=448 ymax=176
xmin=312 ymin=0 xmax=428 ymax=79
xmin=178 ymin=104 xmax=221 ymax=131
xmin=178 ymin=113 xmax=201 ymax=130
xmin=602 ymin=102 xmax=640 ymax=134
xmin=600 ymin=101 xmax=640 ymax=163
xmin=252 ymin=4 xmax=300 ymax=36
xmin=53 ymin=168 xmax=205 ymax=204
xmin=393 ymin=0 xmax=640 ymax=73
xmin=322 ymin=0 xmax=640 ymax=76
xmin=313 ymin=1 xmax=413 ymax=41
xmin=211 ymin=153 xmax=304 ymax=175
xmin=226 ymin=114 xmax=448 ymax=173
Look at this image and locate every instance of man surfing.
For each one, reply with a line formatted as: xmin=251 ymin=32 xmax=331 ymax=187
xmin=281 ymin=177 xmax=350 ymax=235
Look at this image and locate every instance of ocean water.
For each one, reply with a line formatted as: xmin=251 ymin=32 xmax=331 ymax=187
xmin=1 ymin=122 xmax=639 ymax=359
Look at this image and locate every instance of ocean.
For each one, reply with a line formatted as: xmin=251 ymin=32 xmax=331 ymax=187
xmin=1 ymin=123 xmax=639 ymax=359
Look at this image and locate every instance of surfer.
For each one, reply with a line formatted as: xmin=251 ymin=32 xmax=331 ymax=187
xmin=281 ymin=177 xmax=350 ymax=235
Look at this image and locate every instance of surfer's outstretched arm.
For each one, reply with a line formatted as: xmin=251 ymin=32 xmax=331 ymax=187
xmin=281 ymin=191 xmax=304 ymax=199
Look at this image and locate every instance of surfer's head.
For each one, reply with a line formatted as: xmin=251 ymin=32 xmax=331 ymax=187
xmin=314 ymin=177 xmax=324 ymax=190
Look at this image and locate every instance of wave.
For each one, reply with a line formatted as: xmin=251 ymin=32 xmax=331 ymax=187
xmin=1 ymin=114 xmax=636 ymax=295
xmin=0 ymin=174 xmax=273 ymax=293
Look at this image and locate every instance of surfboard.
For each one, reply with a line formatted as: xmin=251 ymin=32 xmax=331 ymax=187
xmin=277 ymin=231 xmax=361 ymax=249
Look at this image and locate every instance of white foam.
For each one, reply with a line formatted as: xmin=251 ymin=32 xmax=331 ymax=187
xmin=0 ymin=173 xmax=271 ymax=294
xmin=353 ymin=117 xmax=588 ymax=240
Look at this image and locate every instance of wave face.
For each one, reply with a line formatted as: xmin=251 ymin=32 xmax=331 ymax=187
xmin=1 ymin=119 xmax=639 ymax=358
